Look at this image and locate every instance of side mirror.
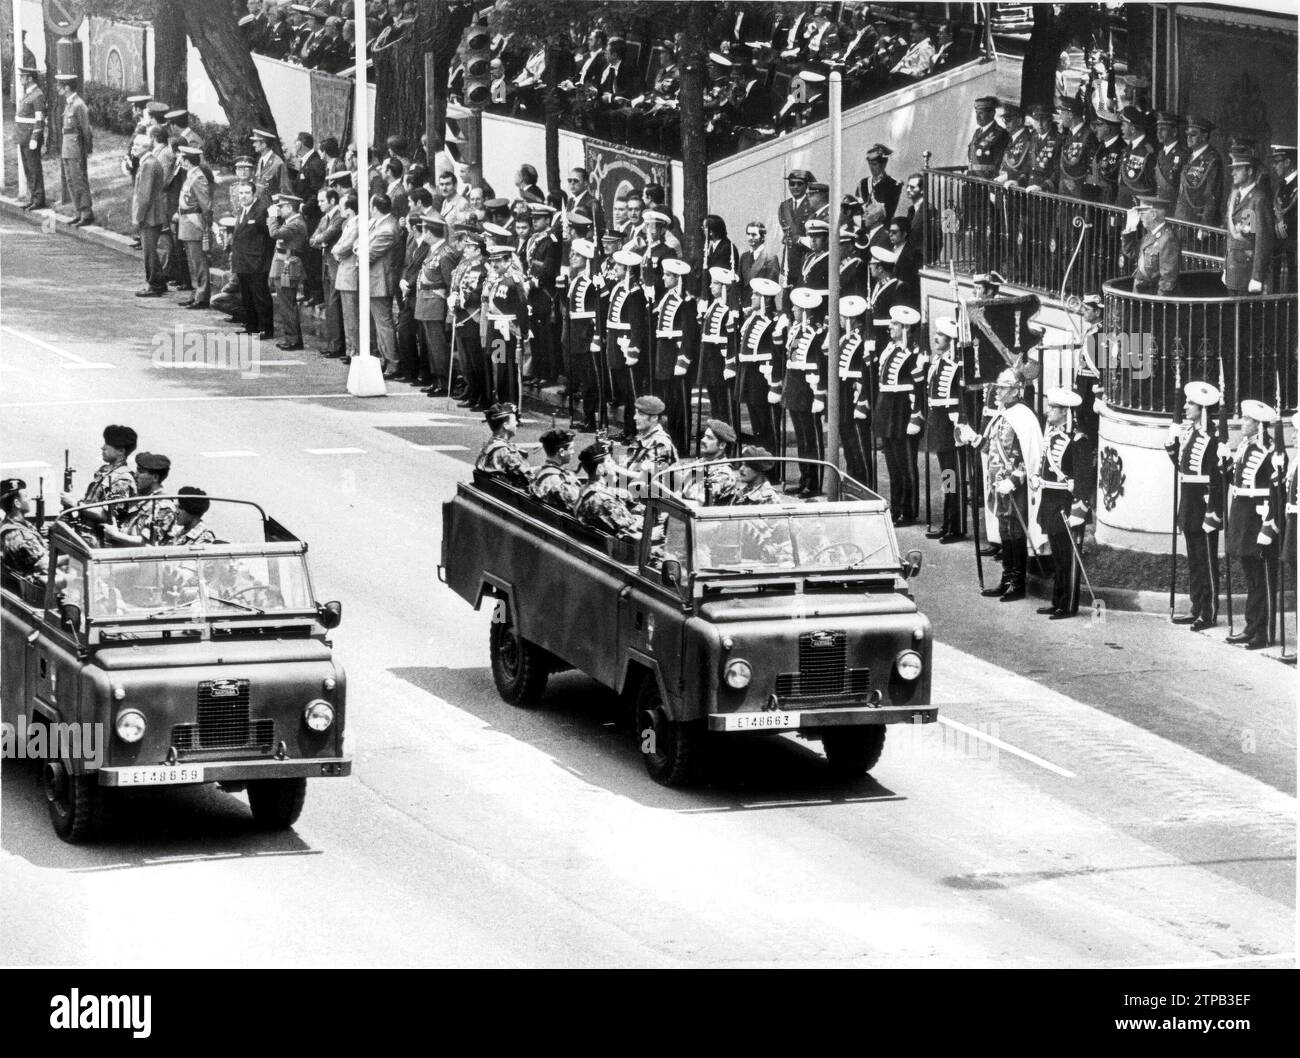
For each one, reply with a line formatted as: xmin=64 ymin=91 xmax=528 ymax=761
xmin=660 ymin=559 xmax=682 ymax=589
xmin=59 ymin=603 xmax=83 ymax=634
xmin=318 ymin=600 xmax=343 ymax=629
xmin=903 ymin=549 xmax=923 ymax=579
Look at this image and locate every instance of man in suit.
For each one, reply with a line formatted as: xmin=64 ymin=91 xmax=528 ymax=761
xmin=395 ymin=206 xmax=432 ymax=383
xmin=289 ymin=132 xmax=327 ymax=304
xmin=740 ymin=221 xmax=779 ymax=288
xmin=566 ymin=167 xmax=604 ymax=240
xmin=901 ymin=172 xmax=936 ymax=267
xmin=230 ymin=181 xmax=275 ymax=339
xmin=1270 ymin=144 xmax=1297 ymax=292
xmin=311 ymin=182 xmax=347 ymax=356
xmin=1223 ymin=148 xmax=1276 ymax=295
xmin=778 ymin=169 xmax=815 ymax=291
xmin=598 ymin=36 xmax=639 ymax=104
xmin=133 ymin=127 xmax=171 ymax=297
xmin=175 ymin=146 xmax=213 ymax=308
xmin=858 ymin=143 xmax=900 ymax=221
xmin=700 ymin=215 xmax=742 ymax=303
xmin=368 ymin=192 xmax=402 ymax=375
xmin=56 ymin=74 xmax=94 ymax=225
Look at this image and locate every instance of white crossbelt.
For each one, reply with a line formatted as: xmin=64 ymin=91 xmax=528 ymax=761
xmin=879 ymin=383 xmax=911 ymax=392
xmin=929 ymin=397 xmax=958 ymax=407
xmin=1180 ymin=474 xmax=1210 ymax=484
xmin=1233 ymin=487 xmax=1269 ymax=497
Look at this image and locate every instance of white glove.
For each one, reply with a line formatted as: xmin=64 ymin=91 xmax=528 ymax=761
xmin=1248 ymin=278 xmax=1263 ymax=294
xmin=1216 ymin=442 xmax=1232 ymax=463
xmin=995 ymin=478 xmax=1015 ymax=496
xmin=1026 ymin=184 xmax=1042 ymax=193
xmin=30 ymin=140 xmax=39 ymax=152
xmin=811 ymin=397 xmax=825 ymax=415
xmin=399 ymin=279 xmax=410 ymax=296
xmin=853 ymin=407 xmax=868 ymax=420
xmin=723 ymin=368 xmax=737 ymax=381
xmin=1166 ymin=422 xmax=1184 ymax=445
xmin=1029 ymin=474 xmax=1042 ymax=490
xmin=1257 ymin=530 xmax=1272 ymax=546
xmin=1271 ymin=452 xmax=1286 ymax=470
xmin=589 ymin=338 xmax=601 ymax=353
xmin=1123 ymin=206 xmax=1140 ymax=234
xmin=906 ymin=420 xmax=921 ymax=436
xmin=767 ymin=388 xmax=782 ymax=405
xmin=957 ymin=424 xmax=978 ymax=445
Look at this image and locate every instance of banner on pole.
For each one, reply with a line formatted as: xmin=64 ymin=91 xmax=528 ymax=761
xmin=584 ymin=138 xmax=671 ymax=222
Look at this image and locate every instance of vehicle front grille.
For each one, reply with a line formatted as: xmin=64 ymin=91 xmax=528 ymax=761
xmin=774 ymin=631 xmax=870 ymax=699
xmin=171 ymin=680 xmax=274 ymax=755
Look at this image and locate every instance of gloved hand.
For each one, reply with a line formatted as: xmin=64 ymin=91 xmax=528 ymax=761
xmin=1029 ymin=474 xmax=1042 ymax=491
xmin=811 ymin=397 xmax=825 ymax=415
xmin=723 ymin=368 xmax=737 ymax=381
xmin=1166 ymin=421 xmax=1185 ymax=445
xmin=1248 ymin=278 xmax=1263 ymax=294
xmin=995 ymin=478 xmax=1015 ymax=496
xmin=1216 ymin=442 xmax=1233 ymax=464
xmin=767 ymin=386 xmax=783 ymax=405
xmin=853 ymin=406 xmax=868 ymax=420
xmin=589 ymin=338 xmax=601 ymax=353
xmin=906 ymin=419 xmax=921 ymax=436
xmin=674 ymin=355 xmax=689 ymax=377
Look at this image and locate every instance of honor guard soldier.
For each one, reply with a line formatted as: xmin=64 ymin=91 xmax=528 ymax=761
xmin=675 ymin=419 xmax=738 ymax=505
xmin=16 ymin=66 xmax=47 ymax=210
xmin=1086 ymin=106 xmax=1124 ymax=205
xmin=1224 ymin=147 xmax=1276 ymax=294
xmin=576 ymin=442 xmax=643 ymax=539
xmin=1024 ymin=103 xmax=1063 ymax=193
xmin=738 ymin=277 xmax=785 ymax=449
xmin=1282 ymin=411 xmax=1299 ymax=659
xmin=1225 ymin=400 xmax=1282 ymax=649
xmin=63 ymin=425 xmax=139 ymax=529
xmin=1115 ymin=106 xmax=1157 ymax=208
xmin=835 ymin=295 xmax=873 ymax=486
xmin=780 ymin=287 xmax=828 ymax=497
xmin=475 ymin=402 xmax=533 ymax=486
xmin=0 ymin=479 xmax=49 ymax=584
xmin=698 ymin=267 xmax=740 ymax=433
xmin=958 ymin=368 xmax=1044 ymax=601
xmin=102 ymin=453 xmax=177 ymax=548
xmin=268 ymin=193 xmax=308 ymax=349
xmin=448 ymin=231 xmax=489 ymax=409
xmin=924 ymin=316 xmax=966 ymax=541
xmin=655 ymin=257 xmax=695 ymax=453
xmin=56 ymin=74 xmax=94 ymax=225
xmin=1053 ymin=96 xmax=1096 ymax=198
xmin=605 ymin=248 xmax=649 ymax=441
xmin=837 ymin=226 xmax=867 ymax=297
xmin=1131 ymin=194 xmax=1181 ymax=295
xmin=530 ymin=429 xmax=582 ymax=512
xmin=967 ymin=95 xmax=1009 ymax=179
xmin=1153 ymin=112 xmax=1189 ymax=203
xmin=1167 ymin=381 xmax=1225 ymax=630
xmin=1270 ymin=144 xmax=1297 ymax=292
xmin=564 ymin=238 xmax=602 ymax=430
xmin=778 ymin=169 xmax=816 ymax=290
xmin=1175 ymin=115 xmax=1225 ymax=228
xmin=484 ymin=240 xmax=532 ymax=405
xmin=866 ymin=246 xmax=905 ymax=348
xmin=621 ymin=395 xmax=679 ymax=483
xmin=799 ymin=219 xmax=831 ymax=290
xmin=875 ymin=305 xmax=924 ymax=524
xmin=1032 ymin=389 xmax=1087 ymax=618
xmin=525 ymin=202 xmax=562 ymax=384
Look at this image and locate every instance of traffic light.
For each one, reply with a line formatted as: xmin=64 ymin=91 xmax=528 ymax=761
xmin=462 ymin=20 xmax=492 ymax=110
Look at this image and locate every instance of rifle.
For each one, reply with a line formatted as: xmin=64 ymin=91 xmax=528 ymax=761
xmin=1273 ymin=367 xmax=1288 ymax=652
xmin=63 ymin=449 xmax=74 ymax=495
xmin=1169 ymin=338 xmax=1182 ymax=618
xmin=595 ymin=271 xmax=610 ymax=432
xmin=1218 ymin=349 xmax=1233 ymax=633
xmin=562 ymin=274 xmax=575 ymax=425
xmin=962 ymin=345 xmax=985 ymax=590
xmin=34 ymin=477 xmax=46 ymax=533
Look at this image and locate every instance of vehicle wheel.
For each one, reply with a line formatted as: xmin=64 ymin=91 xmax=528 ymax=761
xmin=822 ymin=727 xmax=886 ymax=781
xmin=637 ymin=678 xmax=704 ymax=787
xmin=44 ymin=761 xmax=104 ymax=844
xmin=247 ymin=777 xmax=307 ymax=830
xmin=489 ymin=620 xmax=549 ymax=706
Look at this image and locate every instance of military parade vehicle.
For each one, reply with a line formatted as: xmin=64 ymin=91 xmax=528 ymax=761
xmin=0 ymin=498 xmax=351 ymax=842
xmin=440 ymin=459 xmax=936 ymax=785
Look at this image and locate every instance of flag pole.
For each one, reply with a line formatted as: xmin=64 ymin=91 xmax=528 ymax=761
xmin=347 ymin=0 xmax=386 ymax=396
xmin=823 ymin=65 xmax=842 ymax=497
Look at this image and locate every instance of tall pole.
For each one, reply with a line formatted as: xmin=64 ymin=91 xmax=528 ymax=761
xmin=824 ymin=67 xmax=842 ymax=497
xmin=6 ymin=0 xmax=21 ymax=194
xmin=348 ymin=0 xmax=385 ymax=396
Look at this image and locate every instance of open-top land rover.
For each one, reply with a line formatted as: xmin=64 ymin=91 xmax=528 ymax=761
xmin=441 ymin=460 xmax=935 ymax=785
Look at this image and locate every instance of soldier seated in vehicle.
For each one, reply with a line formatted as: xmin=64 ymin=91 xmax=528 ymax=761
xmin=674 ymin=419 xmax=738 ymax=505
xmin=731 ymin=446 xmax=780 ymax=505
xmin=530 ymin=428 xmax=582 ymax=512
xmin=474 ymin=402 xmax=533 ymax=488
xmin=575 ymin=441 xmax=644 ymax=540
xmin=1 ymin=477 xmax=50 ymax=597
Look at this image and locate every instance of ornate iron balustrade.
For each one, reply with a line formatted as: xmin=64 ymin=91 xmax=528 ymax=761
xmin=1099 ymin=272 xmax=1297 ymax=417
xmin=924 ymin=166 xmax=1228 ymax=300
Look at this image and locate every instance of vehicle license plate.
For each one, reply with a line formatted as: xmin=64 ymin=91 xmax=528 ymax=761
xmin=115 ymin=765 xmax=205 ymax=786
xmin=724 ymin=711 xmax=801 ymax=732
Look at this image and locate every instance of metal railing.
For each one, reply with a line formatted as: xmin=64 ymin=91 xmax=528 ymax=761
xmin=924 ymin=166 xmax=1228 ymax=300
xmin=1099 ymin=272 xmax=1297 ymax=416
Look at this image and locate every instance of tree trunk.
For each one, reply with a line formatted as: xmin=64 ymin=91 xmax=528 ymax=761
xmin=380 ymin=0 xmax=475 ymax=159
xmin=542 ymin=41 xmax=561 ymax=199
xmin=678 ymin=2 xmax=709 ymax=265
xmin=153 ymin=0 xmax=188 ymax=108
xmin=177 ymin=0 xmax=276 ymax=139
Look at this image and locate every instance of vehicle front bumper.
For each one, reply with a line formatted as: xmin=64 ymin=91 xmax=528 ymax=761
xmin=708 ymin=704 xmax=937 ymax=732
xmin=97 ymin=757 xmax=352 ymax=786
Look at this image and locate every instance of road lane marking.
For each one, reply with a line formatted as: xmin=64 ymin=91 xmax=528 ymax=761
xmin=0 ymin=461 xmax=52 ymax=470
xmin=408 ymin=444 xmax=469 ymax=452
xmin=0 ymin=324 xmax=116 ymax=369
xmin=937 ymin=716 xmax=1077 ymax=779
xmin=305 ymin=447 xmax=365 ymax=455
xmin=248 ymin=359 xmax=306 ymax=367
xmin=1125 ymin=952 xmax=1295 ymax=969
xmin=199 ymin=450 xmax=259 ymax=458
xmin=0 ymin=392 xmax=429 ymax=409
xmin=151 ymin=359 xmax=306 ymax=370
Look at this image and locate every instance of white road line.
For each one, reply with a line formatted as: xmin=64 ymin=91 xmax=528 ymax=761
xmin=937 ymin=716 xmax=1077 ymax=779
xmin=1124 ymin=952 xmax=1295 ymax=969
xmin=0 ymin=324 xmax=116 ymax=369
xmin=199 ymin=450 xmax=259 ymax=459
xmin=0 ymin=392 xmax=429 ymax=410
xmin=408 ymin=444 xmax=469 ymax=452
xmin=0 ymin=461 xmax=52 ymax=470
xmin=151 ymin=360 xmax=306 ymax=370
xmin=248 ymin=359 xmax=306 ymax=367
xmin=304 ymin=447 xmax=365 ymax=455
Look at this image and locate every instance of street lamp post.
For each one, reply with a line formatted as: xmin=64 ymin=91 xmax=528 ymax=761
xmin=347 ymin=0 xmax=386 ymax=396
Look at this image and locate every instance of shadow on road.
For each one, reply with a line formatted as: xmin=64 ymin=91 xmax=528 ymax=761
xmin=390 ymin=665 xmax=906 ymax=813
xmin=2 ymin=758 xmax=320 ymax=871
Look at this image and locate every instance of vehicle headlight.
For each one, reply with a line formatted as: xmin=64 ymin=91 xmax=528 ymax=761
xmin=724 ymin=659 xmax=752 ymax=689
xmin=895 ymin=650 xmax=923 ymax=681
xmin=304 ymin=699 xmax=335 ymax=732
xmin=115 ymin=708 xmax=146 ymax=743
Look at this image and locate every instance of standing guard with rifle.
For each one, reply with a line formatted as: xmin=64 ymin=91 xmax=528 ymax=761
xmin=780 ymin=287 xmax=828 ymax=497
xmin=738 ymin=277 xmax=785 ymax=450
xmin=1031 ymin=389 xmax=1088 ymax=618
xmin=563 ymin=239 xmax=603 ymax=432
xmin=1225 ymin=399 xmax=1283 ymax=650
xmin=836 ymin=295 xmax=872 ymax=486
xmin=1166 ymin=381 xmax=1226 ymax=630
xmin=524 ymin=203 xmax=562 ymax=386
xmin=874 ymin=305 xmax=924 ymax=525
xmin=604 ymin=248 xmax=649 ymax=442
xmin=924 ymin=316 xmax=966 ymax=542
xmin=697 ymin=267 xmax=741 ymax=444
xmin=655 ymin=257 xmax=696 ymax=454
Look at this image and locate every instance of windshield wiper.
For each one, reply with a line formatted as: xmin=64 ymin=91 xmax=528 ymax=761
xmin=848 ymin=544 xmax=893 ymax=568
xmin=143 ymin=601 xmax=202 ymax=620
xmin=207 ymin=594 xmax=264 ymax=614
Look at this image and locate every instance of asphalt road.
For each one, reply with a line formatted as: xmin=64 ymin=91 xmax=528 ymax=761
xmin=0 ymin=216 xmax=1294 ymax=968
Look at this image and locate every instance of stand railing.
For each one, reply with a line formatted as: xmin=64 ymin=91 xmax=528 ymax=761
xmin=1100 ymin=272 xmax=1297 ymax=416
xmin=925 ymin=166 xmax=1228 ymax=301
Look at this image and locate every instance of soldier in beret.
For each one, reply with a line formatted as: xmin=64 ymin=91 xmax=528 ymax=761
xmin=0 ymin=478 xmax=49 ymax=583
xmin=732 ymin=446 xmax=780 ymax=504
xmin=475 ymin=402 xmax=533 ymax=486
xmin=676 ymin=419 xmax=738 ymax=504
xmin=621 ymin=394 xmax=679 ymax=481
xmin=102 ymin=453 xmax=177 ymax=547
xmin=576 ymin=442 xmax=643 ymax=538
xmin=63 ymin=425 xmax=139 ymax=528
xmin=164 ymin=487 xmax=217 ymax=546
xmin=530 ymin=429 xmax=581 ymax=512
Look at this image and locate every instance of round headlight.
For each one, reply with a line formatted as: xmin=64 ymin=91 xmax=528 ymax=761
xmin=323 ymin=676 xmax=336 ymax=691
xmin=895 ymin=650 xmax=923 ymax=681
xmin=304 ymin=699 xmax=335 ymax=732
xmin=724 ymin=659 xmax=752 ymax=689
xmin=115 ymin=708 xmax=146 ymax=743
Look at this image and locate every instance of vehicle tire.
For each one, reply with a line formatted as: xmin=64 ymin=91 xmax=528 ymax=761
xmin=822 ymin=726 xmax=886 ymax=781
xmin=44 ymin=761 xmax=104 ymax=844
xmin=247 ymin=777 xmax=307 ymax=830
xmin=637 ymin=678 xmax=704 ymax=787
xmin=489 ymin=620 xmax=549 ymax=706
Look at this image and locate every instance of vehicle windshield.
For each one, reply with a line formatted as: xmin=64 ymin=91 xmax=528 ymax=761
xmin=693 ymin=510 xmax=897 ymax=574
xmin=88 ymin=553 xmax=315 ymax=620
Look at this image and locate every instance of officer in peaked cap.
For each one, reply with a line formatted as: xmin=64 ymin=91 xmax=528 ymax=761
xmin=1153 ymin=110 xmax=1189 ymax=203
xmin=968 ymin=95 xmax=1009 ymax=179
xmin=1174 ymin=114 xmax=1224 ymax=227
xmin=1116 ymin=104 xmax=1156 ymax=208
xmin=1224 ymin=146 xmax=1276 ymax=294
xmin=1167 ymin=380 xmax=1225 ymax=631
xmin=1131 ymin=193 xmax=1180 ymax=295
xmin=779 ymin=169 xmax=816 ymax=289
xmin=1271 ymin=143 xmax=1298 ymax=291
xmin=1225 ymin=399 xmax=1281 ymax=648
xmin=1033 ymin=388 xmax=1086 ymax=618
xmin=860 ymin=143 xmax=900 ymax=220
xmin=17 ymin=64 xmax=47 ymax=210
